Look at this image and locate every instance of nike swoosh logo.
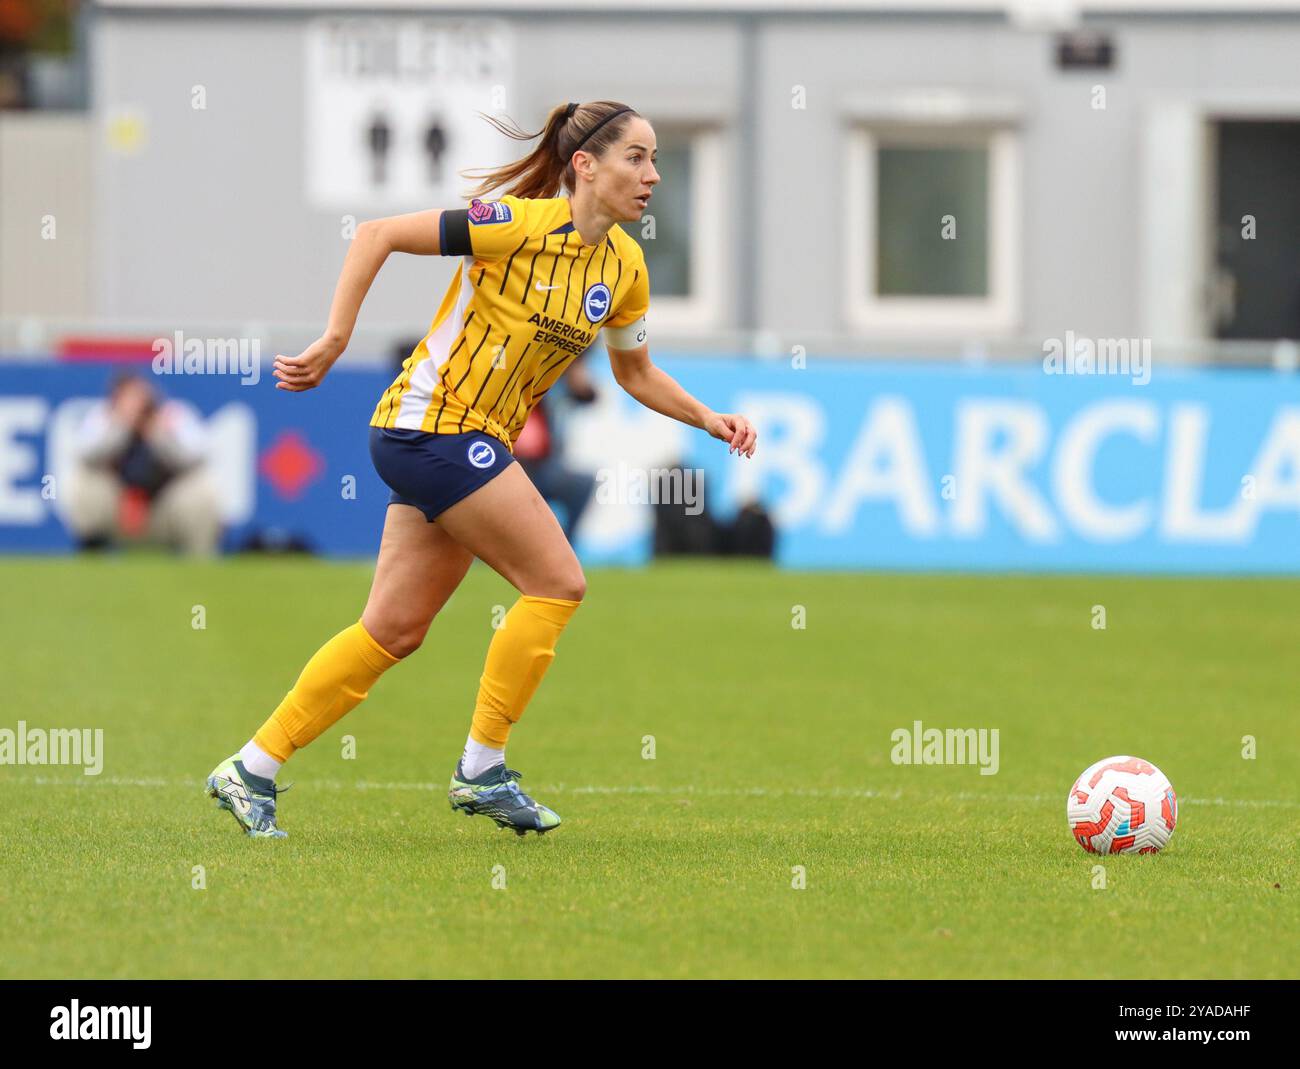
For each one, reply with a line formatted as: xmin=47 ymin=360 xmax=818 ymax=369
xmin=535 ymin=282 xmax=561 ymax=291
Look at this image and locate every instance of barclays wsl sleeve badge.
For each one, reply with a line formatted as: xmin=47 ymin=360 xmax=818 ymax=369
xmin=468 ymin=198 xmax=513 ymax=224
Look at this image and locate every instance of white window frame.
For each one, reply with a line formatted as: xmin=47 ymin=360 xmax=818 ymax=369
xmin=844 ymin=123 xmax=1021 ymax=336
xmin=635 ymin=125 xmax=727 ymax=333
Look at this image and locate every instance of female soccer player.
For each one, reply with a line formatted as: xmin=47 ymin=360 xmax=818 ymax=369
xmin=205 ymin=101 xmax=757 ymax=838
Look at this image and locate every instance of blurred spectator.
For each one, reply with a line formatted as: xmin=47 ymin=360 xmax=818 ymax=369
xmin=0 ymin=0 xmax=79 ymax=110
xmin=514 ymin=353 xmax=598 ymax=544
xmin=66 ymin=372 xmax=221 ymax=555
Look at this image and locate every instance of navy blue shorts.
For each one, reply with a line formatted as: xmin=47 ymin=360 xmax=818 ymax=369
xmin=369 ymin=426 xmax=515 ymax=522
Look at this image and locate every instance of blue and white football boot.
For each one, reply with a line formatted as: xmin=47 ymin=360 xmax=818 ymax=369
xmin=205 ymin=754 xmax=289 ymax=839
xmin=448 ymin=761 xmax=561 ymax=836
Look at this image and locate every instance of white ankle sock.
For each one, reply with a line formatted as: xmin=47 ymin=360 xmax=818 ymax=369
xmin=461 ymin=736 xmax=505 ymax=779
xmin=239 ymin=739 xmax=282 ymax=781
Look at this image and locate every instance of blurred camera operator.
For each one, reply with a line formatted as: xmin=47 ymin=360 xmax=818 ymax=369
xmin=65 ymin=372 xmax=221 ymax=555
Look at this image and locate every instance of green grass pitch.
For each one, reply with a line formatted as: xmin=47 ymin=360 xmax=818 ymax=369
xmin=0 ymin=556 xmax=1296 ymax=979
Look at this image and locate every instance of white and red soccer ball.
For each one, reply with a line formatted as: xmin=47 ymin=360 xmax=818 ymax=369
xmin=1067 ymin=756 xmax=1178 ymax=854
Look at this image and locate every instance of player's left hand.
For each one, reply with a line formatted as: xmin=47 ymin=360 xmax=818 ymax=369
xmin=704 ymin=412 xmax=757 ymax=457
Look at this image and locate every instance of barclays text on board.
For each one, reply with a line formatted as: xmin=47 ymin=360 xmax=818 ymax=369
xmin=661 ymin=360 xmax=1300 ymax=572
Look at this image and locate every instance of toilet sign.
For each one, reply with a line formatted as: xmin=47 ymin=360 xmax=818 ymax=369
xmin=304 ymin=17 xmax=514 ymax=210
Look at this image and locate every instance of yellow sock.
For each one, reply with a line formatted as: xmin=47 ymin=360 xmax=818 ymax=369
xmin=255 ymin=621 xmax=400 ymax=761
xmin=470 ymin=595 xmax=581 ymax=748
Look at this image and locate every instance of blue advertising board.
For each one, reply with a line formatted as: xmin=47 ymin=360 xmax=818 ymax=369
xmin=1 ymin=359 xmax=1297 ymax=571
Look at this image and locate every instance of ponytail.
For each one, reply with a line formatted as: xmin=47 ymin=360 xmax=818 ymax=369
xmin=462 ymin=100 xmax=639 ymax=202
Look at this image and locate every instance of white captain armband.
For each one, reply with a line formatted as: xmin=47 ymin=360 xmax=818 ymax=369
xmin=603 ymin=316 xmax=648 ymax=350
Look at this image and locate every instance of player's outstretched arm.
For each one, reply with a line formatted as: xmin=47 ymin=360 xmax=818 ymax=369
xmin=607 ymin=342 xmax=757 ymax=457
xmin=274 ymin=209 xmax=447 ymax=392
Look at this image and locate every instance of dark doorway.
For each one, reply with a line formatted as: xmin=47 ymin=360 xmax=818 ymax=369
xmin=1214 ymin=120 xmax=1300 ymax=340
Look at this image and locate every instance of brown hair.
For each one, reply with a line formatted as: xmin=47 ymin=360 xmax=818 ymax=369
xmin=462 ymin=100 xmax=640 ymax=202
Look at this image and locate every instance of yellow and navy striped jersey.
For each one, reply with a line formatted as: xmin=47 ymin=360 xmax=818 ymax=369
xmin=370 ymin=194 xmax=650 ymax=450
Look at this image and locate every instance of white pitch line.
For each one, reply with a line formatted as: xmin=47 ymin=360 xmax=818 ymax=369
xmin=2 ymin=775 xmax=1298 ymax=810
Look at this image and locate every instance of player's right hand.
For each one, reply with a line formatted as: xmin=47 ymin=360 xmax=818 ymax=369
xmin=703 ymin=411 xmax=757 ymax=458
xmin=274 ymin=335 xmax=344 ymax=392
